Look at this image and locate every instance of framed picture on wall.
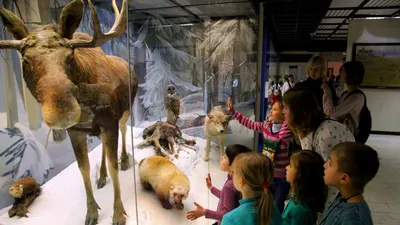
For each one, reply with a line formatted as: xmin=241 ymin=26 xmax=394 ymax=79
xmin=352 ymin=43 xmax=400 ymax=89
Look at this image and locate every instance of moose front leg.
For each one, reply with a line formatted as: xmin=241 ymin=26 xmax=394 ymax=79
xmin=67 ymin=129 xmax=100 ymax=225
xmin=100 ymin=125 xmax=126 ymax=225
xmin=119 ymin=110 xmax=130 ymax=171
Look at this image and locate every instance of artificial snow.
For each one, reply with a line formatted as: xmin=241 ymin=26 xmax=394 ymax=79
xmin=0 ymin=126 xmax=230 ymax=225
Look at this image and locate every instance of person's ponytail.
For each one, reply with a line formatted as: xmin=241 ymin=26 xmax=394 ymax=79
xmin=257 ymin=186 xmax=273 ymax=225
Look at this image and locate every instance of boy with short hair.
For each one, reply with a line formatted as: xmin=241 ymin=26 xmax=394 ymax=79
xmin=319 ymin=142 xmax=380 ymax=225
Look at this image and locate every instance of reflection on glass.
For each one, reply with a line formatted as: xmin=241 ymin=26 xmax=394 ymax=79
xmin=0 ymin=0 xmax=259 ymax=225
xmin=0 ymin=0 xmax=134 ymax=224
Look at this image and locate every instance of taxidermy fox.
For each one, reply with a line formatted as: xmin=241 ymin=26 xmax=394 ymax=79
xmin=0 ymin=0 xmax=137 ymax=224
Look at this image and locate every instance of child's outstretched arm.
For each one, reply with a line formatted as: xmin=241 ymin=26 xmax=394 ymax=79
xmin=227 ymin=98 xmax=266 ymax=133
xmin=205 ymin=187 xmax=238 ymax=221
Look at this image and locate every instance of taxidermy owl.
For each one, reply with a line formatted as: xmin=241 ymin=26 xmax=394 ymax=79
xmin=164 ymin=85 xmax=180 ymax=124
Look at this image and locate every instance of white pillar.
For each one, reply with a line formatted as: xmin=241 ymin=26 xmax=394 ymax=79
xmin=16 ymin=0 xmax=44 ymax=130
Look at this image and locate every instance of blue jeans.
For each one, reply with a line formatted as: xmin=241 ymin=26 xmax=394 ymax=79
xmin=270 ymin=177 xmax=290 ymax=214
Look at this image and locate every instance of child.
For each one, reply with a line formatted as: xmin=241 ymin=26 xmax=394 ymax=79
xmin=227 ymin=97 xmax=293 ymax=213
xmin=319 ymin=142 xmax=379 ymax=225
xmin=221 ymin=152 xmax=282 ymax=225
xmin=269 ymin=89 xmax=281 ymax=109
xmin=186 ymin=144 xmax=252 ymax=225
xmin=283 ymin=150 xmax=328 ymax=225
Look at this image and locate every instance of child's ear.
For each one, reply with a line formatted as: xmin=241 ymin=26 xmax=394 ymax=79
xmin=239 ymin=177 xmax=244 ymax=187
xmin=340 ymin=173 xmax=351 ymax=185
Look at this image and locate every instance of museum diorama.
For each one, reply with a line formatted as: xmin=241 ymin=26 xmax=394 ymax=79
xmin=0 ymin=0 xmax=259 ymax=224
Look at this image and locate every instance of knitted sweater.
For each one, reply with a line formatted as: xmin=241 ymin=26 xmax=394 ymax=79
xmin=205 ymin=174 xmax=241 ymax=225
xmin=230 ymin=110 xmax=293 ymax=178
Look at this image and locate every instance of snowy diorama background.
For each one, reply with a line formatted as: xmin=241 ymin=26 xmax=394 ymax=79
xmin=0 ymin=0 xmax=259 ymax=220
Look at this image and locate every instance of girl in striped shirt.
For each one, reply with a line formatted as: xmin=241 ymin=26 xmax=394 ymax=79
xmin=227 ymin=97 xmax=293 ymax=213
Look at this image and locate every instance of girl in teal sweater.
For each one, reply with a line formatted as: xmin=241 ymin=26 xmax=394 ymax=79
xmin=221 ymin=152 xmax=282 ymax=225
xmin=282 ymin=150 xmax=327 ymax=225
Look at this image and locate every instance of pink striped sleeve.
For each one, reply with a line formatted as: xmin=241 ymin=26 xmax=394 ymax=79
xmin=232 ymin=110 xmax=265 ymax=133
xmin=278 ymin=120 xmax=293 ymax=144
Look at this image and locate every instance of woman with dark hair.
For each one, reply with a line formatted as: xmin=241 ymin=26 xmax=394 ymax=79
xmin=282 ymin=86 xmax=354 ymax=210
xmin=322 ymin=61 xmax=366 ymax=135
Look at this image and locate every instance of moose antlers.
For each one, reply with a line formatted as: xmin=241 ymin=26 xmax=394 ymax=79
xmin=66 ymin=0 xmax=128 ymax=49
xmin=0 ymin=0 xmax=128 ymax=50
xmin=0 ymin=5 xmax=26 ymax=49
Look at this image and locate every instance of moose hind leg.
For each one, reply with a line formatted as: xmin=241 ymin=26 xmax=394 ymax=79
xmin=97 ymin=145 xmax=108 ymax=189
xmin=67 ymin=129 xmax=100 ymax=225
xmin=100 ymin=125 xmax=126 ymax=225
xmin=119 ymin=110 xmax=130 ymax=171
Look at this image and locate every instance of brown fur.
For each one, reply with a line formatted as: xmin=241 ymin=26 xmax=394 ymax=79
xmin=0 ymin=1 xmax=135 ymax=224
xmin=8 ymin=177 xmax=41 ymax=218
xmin=138 ymin=121 xmax=196 ymax=158
xmin=8 ymin=177 xmax=40 ymax=199
xmin=139 ymin=156 xmax=190 ymax=210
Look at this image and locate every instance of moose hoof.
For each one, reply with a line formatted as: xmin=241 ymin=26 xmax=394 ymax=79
xmin=97 ymin=178 xmax=107 ymax=189
xmin=85 ymin=217 xmax=98 ymax=225
xmin=120 ymin=161 xmax=129 ymax=171
xmin=112 ymin=203 xmax=127 ymax=225
xmin=112 ymin=222 xmax=126 ymax=225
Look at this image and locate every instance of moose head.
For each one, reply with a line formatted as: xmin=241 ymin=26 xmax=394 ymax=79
xmin=0 ymin=0 xmax=127 ymax=129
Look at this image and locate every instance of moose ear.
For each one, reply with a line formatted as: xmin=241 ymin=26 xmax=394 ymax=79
xmin=0 ymin=5 xmax=29 ymax=40
xmin=59 ymin=0 xmax=84 ymax=39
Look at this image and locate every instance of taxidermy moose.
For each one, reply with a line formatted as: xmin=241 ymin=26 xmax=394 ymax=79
xmin=0 ymin=0 xmax=137 ymax=224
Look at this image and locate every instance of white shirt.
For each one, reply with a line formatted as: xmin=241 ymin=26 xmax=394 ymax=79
xmin=299 ymin=119 xmax=355 ymax=210
xmin=264 ymin=82 xmax=269 ymax=98
xmin=281 ymin=81 xmax=294 ymax=96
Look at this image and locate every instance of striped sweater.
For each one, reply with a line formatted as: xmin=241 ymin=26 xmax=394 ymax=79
xmin=230 ymin=110 xmax=293 ymax=178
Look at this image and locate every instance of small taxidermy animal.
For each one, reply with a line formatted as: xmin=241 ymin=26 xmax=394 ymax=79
xmin=8 ymin=177 xmax=41 ymax=218
xmin=164 ymin=85 xmax=181 ymax=125
xmin=139 ymin=156 xmax=190 ymax=210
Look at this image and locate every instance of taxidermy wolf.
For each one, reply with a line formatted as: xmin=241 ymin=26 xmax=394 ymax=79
xmin=0 ymin=0 xmax=137 ymax=224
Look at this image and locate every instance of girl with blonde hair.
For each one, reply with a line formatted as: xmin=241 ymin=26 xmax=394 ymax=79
xmin=221 ymin=152 xmax=282 ymax=225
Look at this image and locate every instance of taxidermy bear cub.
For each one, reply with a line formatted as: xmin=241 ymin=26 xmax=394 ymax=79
xmin=139 ymin=156 xmax=190 ymax=210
